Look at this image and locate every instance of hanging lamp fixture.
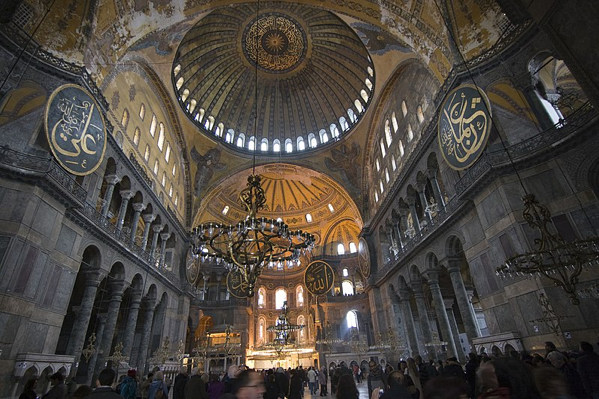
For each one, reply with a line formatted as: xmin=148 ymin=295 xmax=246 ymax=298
xmin=190 ymin=0 xmax=315 ymax=297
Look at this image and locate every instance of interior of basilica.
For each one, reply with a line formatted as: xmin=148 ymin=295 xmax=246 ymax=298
xmin=1 ymin=0 xmax=599 ymax=396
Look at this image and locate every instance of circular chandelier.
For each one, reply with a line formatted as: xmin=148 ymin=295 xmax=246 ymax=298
xmin=191 ymin=175 xmax=315 ymax=297
xmin=267 ymin=301 xmax=304 ymax=345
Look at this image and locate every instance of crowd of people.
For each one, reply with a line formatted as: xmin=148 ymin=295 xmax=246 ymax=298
xmin=20 ymin=340 xmax=599 ymax=399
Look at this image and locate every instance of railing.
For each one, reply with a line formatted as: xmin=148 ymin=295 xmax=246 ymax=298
xmin=456 ymin=102 xmax=597 ymax=196
xmin=0 ymin=145 xmax=51 ymax=173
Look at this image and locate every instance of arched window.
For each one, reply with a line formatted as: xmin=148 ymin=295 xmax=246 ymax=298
xmin=380 ymin=138 xmax=386 ymax=157
xmin=150 ymin=115 xmax=157 ymax=137
xmin=399 ymin=140 xmax=405 ymax=157
xmin=365 ymin=78 xmax=373 ymax=90
xmin=133 ymin=127 xmax=140 ymax=146
xmin=348 ymin=108 xmax=357 ymax=123
xmin=285 ymin=139 xmax=293 ymax=153
xmin=391 ymin=157 xmax=396 ymax=171
xmin=392 ymin=112 xmax=398 ymax=132
xmin=346 ymin=310 xmax=358 ymax=329
xmin=349 ymin=242 xmax=357 ymax=253
xmin=173 ymin=64 xmax=181 ymax=76
xmin=339 ymin=116 xmax=349 ymax=131
xmin=273 ymin=139 xmax=281 ymax=152
xmin=367 ymin=66 xmax=374 ymax=76
xmin=158 ymin=123 xmax=165 ymax=151
xmin=319 ymin=129 xmax=329 ymax=144
xmin=139 ymin=104 xmax=146 ymax=120
xmin=222 ymin=205 xmax=229 ymax=215
xmin=121 ymin=109 xmax=129 ymax=129
xmin=206 ymin=115 xmax=215 ymax=130
xmin=174 ymin=193 xmax=178 ymax=206
xmin=360 ymin=89 xmax=369 ymax=103
xmin=172 ymin=164 xmax=176 ymax=176
xmin=258 ymin=288 xmax=266 ymax=308
xmin=169 ymin=185 xmax=173 ymax=198
xmin=385 ymin=168 xmax=390 ymax=183
xmin=144 ymin=145 xmax=150 ymax=162
xmin=417 ymin=105 xmax=424 ymax=123
xmin=161 ymin=172 xmax=166 ymax=187
xmin=306 ymin=213 xmax=312 ymax=223
xmin=296 ymin=286 xmax=304 ymax=307
xmin=298 ymin=315 xmax=306 ymax=342
xmin=337 ymin=243 xmax=345 ymax=255
xmin=216 ymin=123 xmax=224 ymax=137
xmin=188 ymin=99 xmax=197 ymax=113
xmin=258 ymin=318 xmax=265 ymax=344
xmin=385 ymin=120 xmax=392 ymax=147
xmin=375 ymin=159 xmax=380 ymax=172
xmin=275 ymin=288 xmax=287 ymax=309
xmin=181 ymin=89 xmax=190 ymax=102
xmin=196 ymin=108 xmax=205 ymax=123
xmin=261 ymin=138 xmax=268 ymax=152
xmin=401 ymin=100 xmax=408 ymax=117
xmin=165 ymin=142 xmax=171 ymax=162
xmin=225 ymin=129 xmax=234 ymax=143
xmin=407 ymin=124 xmax=414 ymax=142
xmin=176 ymin=77 xmax=184 ymax=90
xmin=248 ymin=136 xmax=256 ymax=151
xmin=236 ymin=133 xmax=245 ymax=148
xmin=375 ymin=192 xmax=379 ymax=202
xmin=330 ymin=123 xmax=340 ymax=138
xmin=153 ymin=159 xmax=159 ymax=175
xmin=354 ymin=99 xmax=363 ymax=113
xmin=380 ymin=180 xmax=384 ymax=193
xmin=342 ymin=281 xmax=354 ymax=296
xmin=308 ymin=133 xmax=317 ymax=148
xmin=328 ymin=204 xmax=334 ymax=213
xmin=297 ymin=136 xmax=305 ymax=151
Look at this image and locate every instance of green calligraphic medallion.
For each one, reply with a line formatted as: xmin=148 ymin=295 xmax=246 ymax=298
xmin=438 ymin=84 xmax=492 ymax=171
xmin=304 ymin=260 xmax=334 ymax=295
xmin=226 ymin=269 xmax=249 ymax=298
xmin=45 ymin=84 xmax=107 ymax=176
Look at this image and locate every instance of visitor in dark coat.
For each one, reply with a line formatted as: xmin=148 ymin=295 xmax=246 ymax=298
xmin=577 ymin=341 xmax=599 ymax=398
xmin=19 ymin=378 xmax=38 ymax=399
xmin=441 ymin=357 xmax=465 ymax=380
xmin=380 ymin=371 xmax=411 ymax=399
xmin=184 ymin=368 xmax=208 ymax=399
xmin=288 ymin=369 xmax=303 ymax=399
xmin=43 ymin=372 xmax=68 ymax=399
xmin=88 ymin=369 xmax=123 ymax=399
xmin=173 ymin=367 xmax=188 ymax=399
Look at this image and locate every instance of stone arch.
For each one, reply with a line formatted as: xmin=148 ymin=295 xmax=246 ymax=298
xmin=445 ymin=234 xmax=467 ymax=258
xmin=425 ymin=252 xmax=439 ymax=270
xmin=80 ymin=245 xmax=102 ymax=271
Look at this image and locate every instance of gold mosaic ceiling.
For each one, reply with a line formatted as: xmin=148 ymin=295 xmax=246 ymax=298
xmin=172 ymin=3 xmax=374 ymax=154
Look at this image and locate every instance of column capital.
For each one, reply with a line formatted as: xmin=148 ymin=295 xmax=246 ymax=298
xmin=105 ymin=174 xmax=121 ymax=185
xmin=426 ymin=271 xmax=441 ymax=286
xmin=160 ymin=232 xmax=171 ymax=241
xmin=443 ymin=298 xmax=455 ymax=310
xmin=426 ymin=167 xmax=438 ymax=180
xmin=406 ymin=196 xmax=417 ymax=207
xmin=119 ymin=190 xmax=135 ymax=200
xmin=152 ymin=224 xmax=164 ymax=233
xmin=411 ymin=282 xmax=424 ymax=297
xmin=398 ymin=287 xmax=411 ymax=300
xmin=83 ymin=270 xmax=104 ymax=287
xmin=132 ymin=202 xmax=147 ymax=212
xmin=107 ymin=279 xmax=127 ymax=297
xmin=142 ymin=213 xmax=156 ymax=223
xmin=398 ymin=207 xmax=409 ymax=217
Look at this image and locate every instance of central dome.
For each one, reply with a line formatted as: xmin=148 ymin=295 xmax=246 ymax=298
xmin=173 ymin=3 xmax=374 ymax=155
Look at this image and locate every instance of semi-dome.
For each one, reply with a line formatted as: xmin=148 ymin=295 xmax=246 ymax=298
xmin=172 ymin=3 xmax=374 ymax=156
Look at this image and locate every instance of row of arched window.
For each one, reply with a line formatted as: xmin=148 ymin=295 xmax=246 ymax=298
xmin=373 ymin=99 xmax=427 ymax=204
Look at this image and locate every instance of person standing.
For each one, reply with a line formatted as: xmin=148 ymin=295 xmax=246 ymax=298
xmin=87 ymin=369 xmax=123 ymax=399
xmin=318 ymin=366 xmax=328 ymax=397
xmin=148 ymin=372 xmax=168 ymax=399
xmin=220 ymin=370 xmax=265 ymax=399
xmin=43 ymin=373 xmax=68 ymax=399
xmin=173 ymin=367 xmax=189 ymax=399
xmin=184 ymin=368 xmax=208 ymax=399
xmin=367 ymin=361 xmax=385 ymax=399
xmin=288 ymin=369 xmax=303 ymax=399
xmin=19 ymin=378 xmax=38 ymax=399
xmin=307 ymin=367 xmax=318 ymax=395
xmin=120 ymin=370 xmax=138 ymax=399
xmin=379 ymin=371 xmax=411 ymax=399
xmin=577 ymin=341 xmax=599 ymax=398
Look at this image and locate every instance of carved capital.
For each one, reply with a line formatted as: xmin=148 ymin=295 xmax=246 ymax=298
xmin=120 ymin=190 xmax=135 ymax=200
xmin=142 ymin=214 xmax=156 ymax=223
xmin=132 ymin=203 xmax=147 ymax=213
xmin=105 ymin=174 xmax=121 ymax=185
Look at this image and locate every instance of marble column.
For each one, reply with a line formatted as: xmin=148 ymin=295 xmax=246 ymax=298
xmin=215 ymin=275 xmax=222 ymax=301
xmin=427 ymin=168 xmax=446 ymax=210
xmin=94 ymin=280 xmax=126 ymax=377
xmin=201 ymin=276 xmax=209 ymax=300
xmin=66 ymin=271 xmax=104 ymax=358
xmin=159 ymin=232 xmax=171 ymax=268
xmin=392 ymin=218 xmax=404 ymax=249
xmin=129 ymin=203 xmax=146 ymax=244
xmin=122 ymin=288 xmax=143 ymax=362
xmin=446 ymin=260 xmax=479 ymax=350
xmin=101 ymin=175 xmax=120 ymax=218
xmin=86 ymin=314 xmax=106 ymax=385
xmin=136 ymin=297 xmax=156 ymax=373
xmin=411 ymin=283 xmax=433 ymax=345
xmin=406 ymin=197 xmax=421 ymax=234
xmin=426 ymin=272 xmax=457 ymax=358
xmin=150 ymin=225 xmax=164 ymax=262
xmin=416 ymin=183 xmax=432 ymax=223
xmin=140 ymin=214 xmax=156 ymax=251
xmin=398 ymin=288 xmax=420 ymax=357
xmin=116 ymin=190 xmax=134 ymax=232
xmin=399 ymin=208 xmax=409 ymax=239
xmin=444 ymin=299 xmax=466 ymax=362
xmin=519 ymin=82 xmax=556 ymax=131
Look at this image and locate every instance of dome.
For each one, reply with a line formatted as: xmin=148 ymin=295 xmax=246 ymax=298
xmin=172 ymin=3 xmax=374 ymax=155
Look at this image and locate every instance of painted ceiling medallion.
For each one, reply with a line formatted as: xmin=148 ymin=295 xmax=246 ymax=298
xmin=244 ymin=14 xmax=306 ymax=72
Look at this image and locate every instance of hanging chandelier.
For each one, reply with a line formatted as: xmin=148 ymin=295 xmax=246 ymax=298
xmin=496 ymin=194 xmax=599 ymax=305
xmin=191 ymin=176 xmax=315 ymax=297
xmin=267 ymin=301 xmax=304 ymax=345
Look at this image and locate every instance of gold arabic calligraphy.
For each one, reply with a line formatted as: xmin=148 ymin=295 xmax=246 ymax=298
xmin=439 ymin=86 xmax=491 ymax=170
xmin=227 ymin=271 xmax=249 ymax=297
xmin=305 ymin=261 xmax=334 ymax=295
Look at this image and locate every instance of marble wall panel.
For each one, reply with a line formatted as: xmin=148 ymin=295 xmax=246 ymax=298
xmin=55 ymin=224 xmax=77 ymax=256
xmin=524 ymin=169 xmax=567 ymax=202
xmin=479 ymin=189 xmax=507 ymax=229
xmin=31 ymin=200 xmax=58 ymax=238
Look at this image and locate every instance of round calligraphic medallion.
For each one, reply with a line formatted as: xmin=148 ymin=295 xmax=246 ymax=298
xmin=45 ymin=84 xmax=107 ymax=176
xmin=358 ymin=238 xmax=371 ymax=278
xmin=226 ymin=269 xmax=250 ymax=298
xmin=185 ymin=248 xmax=199 ymax=285
xmin=437 ymin=84 xmax=492 ymax=171
xmin=304 ymin=261 xmax=334 ymax=296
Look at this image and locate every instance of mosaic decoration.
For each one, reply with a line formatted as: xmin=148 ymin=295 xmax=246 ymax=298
xmin=438 ymin=84 xmax=492 ymax=170
xmin=243 ymin=13 xmax=307 ymax=72
xmin=45 ymin=84 xmax=107 ymax=176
